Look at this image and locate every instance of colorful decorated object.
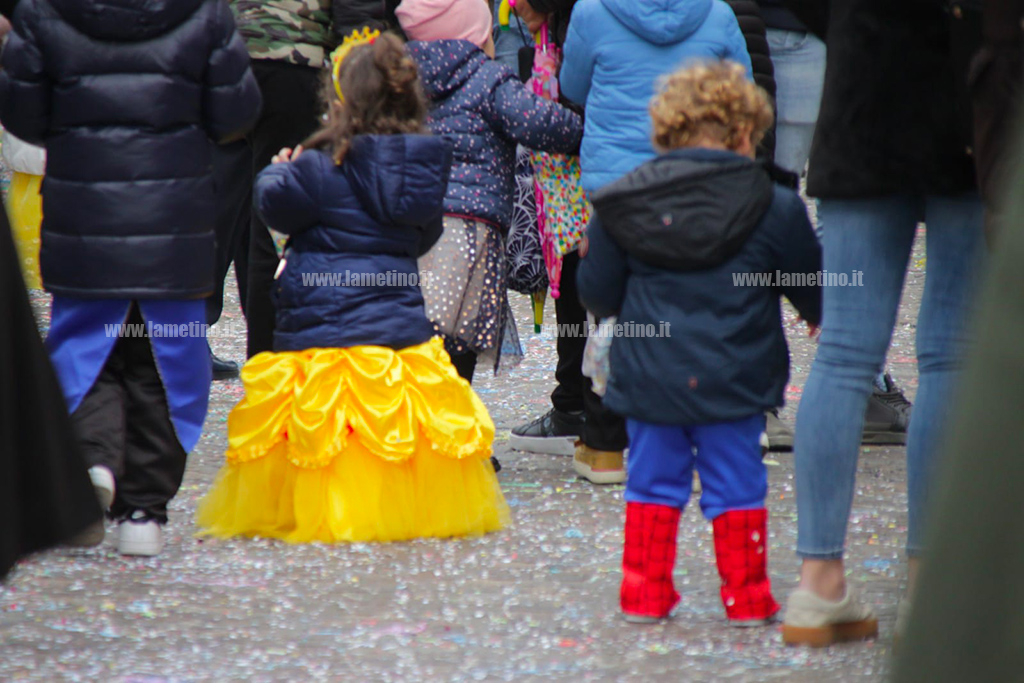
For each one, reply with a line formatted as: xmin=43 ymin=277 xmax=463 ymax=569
xmin=330 ymin=27 xmax=381 ymax=103
xmin=526 ymin=24 xmax=590 ymax=300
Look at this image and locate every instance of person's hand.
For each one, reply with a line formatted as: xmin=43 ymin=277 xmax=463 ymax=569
xmin=514 ymin=0 xmax=547 ymax=34
xmin=0 ymin=16 xmax=13 ymax=41
xmin=272 ymin=145 xmax=303 ymax=164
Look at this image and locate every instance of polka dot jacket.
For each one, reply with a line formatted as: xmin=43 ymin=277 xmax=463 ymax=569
xmin=406 ymin=39 xmax=583 ymax=235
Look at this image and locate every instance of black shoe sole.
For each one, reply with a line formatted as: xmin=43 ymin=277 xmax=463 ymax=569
xmin=212 ymin=368 xmax=240 ymax=381
xmin=861 ymin=430 xmax=907 ymax=446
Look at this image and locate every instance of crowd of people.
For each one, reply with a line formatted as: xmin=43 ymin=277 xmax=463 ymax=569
xmin=0 ymin=0 xmax=1021 ymax=661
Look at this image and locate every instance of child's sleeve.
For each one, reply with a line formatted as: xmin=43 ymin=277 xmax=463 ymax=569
xmin=772 ymin=189 xmax=822 ymax=326
xmin=202 ymin=1 xmax=262 ymax=144
xmin=491 ymin=73 xmax=583 ymax=154
xmin=0 ymin=8 xmax=52 ymax=146
xmin=559 ymin=7 xmax=595 ymax=106
xmin=254 ymin=153 xmax=324 ymax=237
xmin=577 ymin=215 xmax=629 ymax=319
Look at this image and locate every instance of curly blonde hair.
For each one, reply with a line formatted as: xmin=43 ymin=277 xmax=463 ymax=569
xmin=649 ymin=60 xmax=774 ymax=152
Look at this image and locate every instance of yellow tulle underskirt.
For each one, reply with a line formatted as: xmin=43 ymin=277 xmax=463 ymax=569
xmin=5 ymin=171 xmax=43 ymax=290
xmin=196 ymin=338 xmax=509 ymax=543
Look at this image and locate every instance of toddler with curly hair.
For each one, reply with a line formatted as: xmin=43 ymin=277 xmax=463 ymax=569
xmin=578 ymin=61 xmax=823 ymax=626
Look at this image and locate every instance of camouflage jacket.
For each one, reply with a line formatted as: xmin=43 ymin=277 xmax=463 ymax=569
xmin=231 ymin=1 xmax=333 ymax=67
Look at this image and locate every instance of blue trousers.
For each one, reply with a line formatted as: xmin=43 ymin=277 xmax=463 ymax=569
xmin=625 ymin=415 xmax=768 ymax=521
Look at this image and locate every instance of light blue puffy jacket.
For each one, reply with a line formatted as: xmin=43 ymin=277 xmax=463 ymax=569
xmin=560 ymin=0 xmax=752 ymax=193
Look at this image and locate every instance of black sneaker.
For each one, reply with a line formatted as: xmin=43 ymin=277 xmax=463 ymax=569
xmin=862 ymin=373 xmax=912 ymax=445
xmin=509 ymin=408 xmax=584 ymax=455
xmin=211 ymin=349 xmax=240 ymax=381
xmin=491 ymin=456 xmax=502 ymax=473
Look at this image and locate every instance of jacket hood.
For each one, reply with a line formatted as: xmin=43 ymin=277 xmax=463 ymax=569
xmin=406 ymin=40 xmax=485 ymax=100
xmin=592 ymin=149 xmax=773 ymax=271
xmin=601 ymin=0 xmax=713 ymax=45
xmin=49 ymin=0 xmax=204 ymax=41
xmin=343 ymin=135 xmax=453 ymax=227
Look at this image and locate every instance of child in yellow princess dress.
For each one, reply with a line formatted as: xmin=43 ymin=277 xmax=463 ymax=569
xmin=197 ymin=31 xmax=509 ymax=543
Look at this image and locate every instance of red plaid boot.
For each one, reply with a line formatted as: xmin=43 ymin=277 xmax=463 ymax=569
xmin=712 ymin=508 xmax=780 ymax=626
xmin=620 ymin=502 xmax=681 ymax=623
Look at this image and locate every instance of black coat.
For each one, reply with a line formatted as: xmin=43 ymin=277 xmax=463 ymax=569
xmin=725 ymin=0 xmax=777 ymax=161
xmin=332 ymin=0 xmax=401 ymax=42
xmin=577 ymin=148 xmax=822 ymax=425
xmin=785 ymin=0 xmax=976 ymax=198
xmin=0 ymin=208 xmax=102 ymax=580
xmin=0 ymin=0 xmax=261 ymax=299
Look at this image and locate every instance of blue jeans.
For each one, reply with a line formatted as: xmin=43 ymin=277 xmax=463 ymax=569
xmin=626 ymin=415 xmax=767 ymax=521
xmin=795 ymin=195 xmax=986 ymax=559
xmin=766 ymin=29 xmax=826 ymax=176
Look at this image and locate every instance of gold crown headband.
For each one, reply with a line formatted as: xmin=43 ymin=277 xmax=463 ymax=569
xmin=330 ymin=27 xmax=382 ymax=103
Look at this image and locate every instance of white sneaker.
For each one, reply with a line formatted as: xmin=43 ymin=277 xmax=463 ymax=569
xmin=89 ymin=466 xmax=116 ymax=510
xmin=118 ymin=511 xmax=163 ymax=557
xmin=67 ymin=466 xmax=116 ymax=547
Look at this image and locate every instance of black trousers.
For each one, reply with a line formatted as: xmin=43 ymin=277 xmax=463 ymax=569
xmin=245 ymin=60 xmax=324 ymax=357
xmin=450 ymin=350 xmax=478 ymax=384
xmin=70 ymin=305 xmax=187 ymax=523
xmin=206 ymin=140 xmax=253 ymax=327
xmin=551 ymin=251 xmax=628 ymax=451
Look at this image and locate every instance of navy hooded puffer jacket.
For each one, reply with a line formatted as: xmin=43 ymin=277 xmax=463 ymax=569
xmin=0 ymin=0 xmax=261 ymax=299
xmin=256 ymin=135 xmax=454 ymax=353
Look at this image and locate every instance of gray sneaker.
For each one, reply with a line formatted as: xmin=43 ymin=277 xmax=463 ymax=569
xmin=765 ymin=410 xmax=793 ymax=451
xmin=863 ymin=374 xmax=912 ymax=445
xmin=782 ymin=587 xmax=879 ymax=647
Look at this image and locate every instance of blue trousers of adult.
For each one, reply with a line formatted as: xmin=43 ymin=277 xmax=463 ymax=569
xmin=626 ymin=415 xmax=767 ymax=521
xmin=795 ymin=194 xmax=986 ymax=559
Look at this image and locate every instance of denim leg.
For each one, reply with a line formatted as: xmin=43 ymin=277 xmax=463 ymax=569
xmin=691 ymin=414 xmax=768 ymax=521
xmin=625 ymin=420 xmax=694 ymax=510
xmin=766 ymin=29 xmax=826 ymax=176
xmin=795 ymin=197 xmax=920 ymax=559
xmin=906 ymin=194 xmax=986 ymax=556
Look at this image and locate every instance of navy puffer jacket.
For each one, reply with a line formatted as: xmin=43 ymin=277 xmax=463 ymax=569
xmin=0 ymin=0 xmax=261 ymax=299
xmin=257 ymin=135 xmax=453 ymax=352
xmin=578 ymin=149 xmax=822 ymax=425
xmin=406 ymin=39 xmax=582 ymax=232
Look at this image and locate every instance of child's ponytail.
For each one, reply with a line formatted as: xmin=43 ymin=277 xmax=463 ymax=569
xmin=304 ymin=32 xmax=428 ymax=165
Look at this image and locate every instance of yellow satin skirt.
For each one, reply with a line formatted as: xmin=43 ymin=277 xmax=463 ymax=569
xmin=5 ymin=172 xmax=43 ymax=290
xmin=197 ymin=337 xmax=509 ymax=543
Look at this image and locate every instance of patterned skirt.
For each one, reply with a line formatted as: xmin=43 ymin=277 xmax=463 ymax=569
xmin=418 ymin=216 xmax=523 ymax=375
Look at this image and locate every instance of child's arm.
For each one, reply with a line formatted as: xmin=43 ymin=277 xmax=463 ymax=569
xmin=771 ymin=189 xmax=822 ymax=327
xmin=202 ymin=1 xmax=262 ymax=144
xmin=0 ymin=8 xmax=51 ymax=145
xmin=254 ymin=151 xmax=324 ymax=237
xmin=491 ymin=73 xmax=583 ymax=154
xmin=577 ymin=215 xmax=629 ymax=319
xmin=559 ymin=6 xmax=595 ymax=106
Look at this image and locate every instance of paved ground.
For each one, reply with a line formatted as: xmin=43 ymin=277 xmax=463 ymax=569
xmin=0 ymin=230 xmax=927 ymax=682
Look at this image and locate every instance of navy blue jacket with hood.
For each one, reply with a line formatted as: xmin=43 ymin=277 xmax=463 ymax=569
xmin=406 ymin=39 xmax=582 ymax=233
xmin=0 ymin=0 xmax=261 ymax=299
xmin=257 ymin=135 xmax=453 ymax=353
xmin=577 ymin=148 xmax=822 ymax=425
